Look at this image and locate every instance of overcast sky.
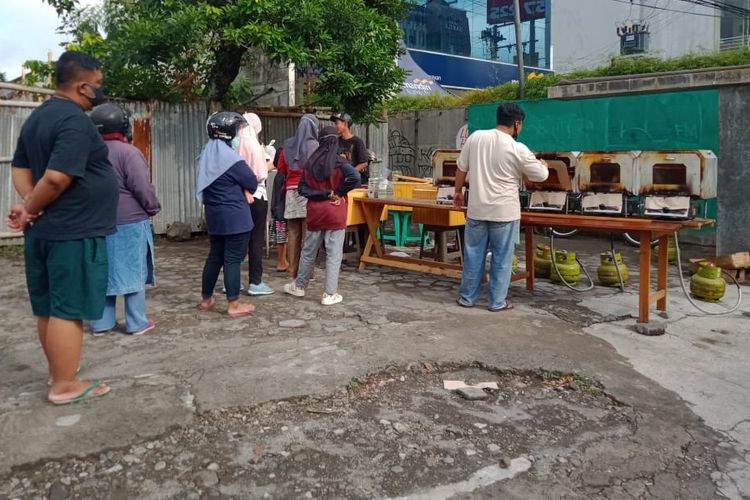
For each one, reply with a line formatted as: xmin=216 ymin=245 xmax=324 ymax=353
xmin=0 ymin=0 xmax=100 ymax=79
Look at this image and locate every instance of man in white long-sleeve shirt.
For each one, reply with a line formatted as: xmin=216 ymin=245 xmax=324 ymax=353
xmin=453 ymin=103 xmax=549 ymax=311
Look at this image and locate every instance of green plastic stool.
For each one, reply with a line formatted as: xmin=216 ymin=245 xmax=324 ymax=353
xmin=400 ymin=212 xmax=425 ymax=246
xmin=378 ymin=210 xmax=403 ymax=246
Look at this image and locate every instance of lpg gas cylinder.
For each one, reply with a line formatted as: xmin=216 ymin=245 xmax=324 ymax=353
xmin=597 ymin=252 xmax=629 ymax=287
xmin=534 ymin=243 xmax=552 ymax=278
xmin=550 ymin=250 xmax=581 ymax=285
xmin=655 ymin=235 xmax=678 ymax=264
xmin=690 ymin=261 xmax=726 ymax=302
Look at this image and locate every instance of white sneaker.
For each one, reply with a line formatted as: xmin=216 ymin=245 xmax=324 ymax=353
xmin=321 ymin=293 xmax=343 ymax=306
xmin=283 ymin=281 xmax=305 ymax=297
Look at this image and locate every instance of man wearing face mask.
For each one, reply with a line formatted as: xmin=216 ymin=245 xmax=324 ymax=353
xmin=452 ymin=103 xmax=548 ymax=312
xmin=7 ymin=51 xmax=118 ymax=404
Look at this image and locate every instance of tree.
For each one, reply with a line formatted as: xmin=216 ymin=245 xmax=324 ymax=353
xmin=52 ymin=0 xmax=409 ymax=121
xmin=19 ymin=60 xmax=56 ymax=88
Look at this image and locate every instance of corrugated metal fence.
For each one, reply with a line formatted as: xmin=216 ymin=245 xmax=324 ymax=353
xmin=0 ymin=100 xmax=388 ymax=235
xmin=0 ymin=102 xmax=38 ymax=233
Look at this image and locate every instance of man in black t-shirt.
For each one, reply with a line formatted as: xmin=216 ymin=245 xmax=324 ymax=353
xmin=331 ymin=113 xmax=370 ymax=185
xmin=7 ymin=51 xmax=118 ymax=405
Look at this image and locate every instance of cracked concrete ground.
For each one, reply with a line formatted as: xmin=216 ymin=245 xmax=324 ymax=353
xmin=0 ymin=233 xmax=748 ymax=499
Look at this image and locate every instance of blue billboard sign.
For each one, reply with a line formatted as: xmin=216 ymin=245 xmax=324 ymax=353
xmin=407 ymin=49 xmax=552 ymax=90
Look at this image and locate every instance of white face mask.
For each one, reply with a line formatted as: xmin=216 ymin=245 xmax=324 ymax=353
xmin=231 ymin=136 xmax=241 ymax=150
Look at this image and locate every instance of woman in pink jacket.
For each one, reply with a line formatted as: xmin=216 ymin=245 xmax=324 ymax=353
xmin=237 ymin=112 xmax=274 ymax=296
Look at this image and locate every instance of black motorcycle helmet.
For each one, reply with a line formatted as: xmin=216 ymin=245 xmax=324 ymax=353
xmin=89 ymin=103 xmax=132 ymax=140
xmin=206 ymin=111 xmax=247 ymax=144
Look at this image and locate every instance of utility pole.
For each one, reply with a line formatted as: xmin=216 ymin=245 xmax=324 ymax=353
xmin=513 ymin=0 xmax=525 ymax=98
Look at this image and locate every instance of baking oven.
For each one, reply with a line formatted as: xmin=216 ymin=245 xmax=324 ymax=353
xmin=524 ymin=152 xmax=579 ymax=213
xmin=576 ymin=151 xmax=639 ymax=216
xmin=636 ymin=150 xmax=717 ymax=220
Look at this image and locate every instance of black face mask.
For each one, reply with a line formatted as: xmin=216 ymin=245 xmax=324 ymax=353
xmin=82 ymin=83 xmax=106 ymax=107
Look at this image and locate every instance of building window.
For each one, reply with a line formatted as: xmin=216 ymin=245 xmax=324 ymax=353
xmin=400 ymin=0 xmax=550 ymax=68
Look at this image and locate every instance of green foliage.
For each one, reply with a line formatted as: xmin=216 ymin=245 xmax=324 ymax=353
xmin=54 ymin=0 xmax=407 ymax=120
xmin=0 ymin=245 xmax=23 ymax=259
xmin=385 ymin=50 xmax=750 ymax=114
xmin=383 ymin=93 xmax=460 ymax=113
xmin=566 ymin=49 xmax=750 ymax=79
xmin=20 ymin=60 xmax=56 ymax=88
xmin=0 ymin=72 xmax=6 ymax=82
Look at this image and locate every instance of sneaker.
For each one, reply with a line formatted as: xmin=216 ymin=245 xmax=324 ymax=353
xmin=131 ymin=319 xmax=156 ymax=336
xmin=321 ymin=293 xmax=343 ymax=306
xmin=92 ymin=329 xmax=111 ymax=337
xmin=248 ymin=282 xmax=275 ymax=296
xmin=283 ymin=281 xmax=305 ymax=297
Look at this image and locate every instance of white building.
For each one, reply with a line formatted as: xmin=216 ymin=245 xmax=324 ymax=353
xmin=551 ymin=0 xmax=722 ymax=73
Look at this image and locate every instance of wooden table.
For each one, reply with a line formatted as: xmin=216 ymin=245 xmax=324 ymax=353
xmin=356 ymin=196 xmax=714 ymax=323
xmin=357 ymin=197 xmax=467 ymax=279
xmin=519 ymin=212 xmax=713 ymax=323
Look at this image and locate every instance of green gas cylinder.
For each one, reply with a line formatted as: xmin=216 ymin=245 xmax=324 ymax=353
xmin=534 ymin=243 xmax=552 ymax=278
xmin=550 ymin=250 xmax=581 ymax=285
xmin=690 ymin=262 xmax=726 ymax=302
xmin=655 ymin=235 xmax=678 ymax=264
xmin=597 ymin=252 xmax=630 ymax=287
xmin=512 ymin=254 xmax=518 ymax=274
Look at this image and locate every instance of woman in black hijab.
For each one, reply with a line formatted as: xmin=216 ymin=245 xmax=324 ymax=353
xmin=282 ymin=126 xmax=361 ymax=306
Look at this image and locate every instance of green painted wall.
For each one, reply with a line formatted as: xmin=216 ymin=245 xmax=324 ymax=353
xmin=468 ymin=89 xmax=720 ymax=153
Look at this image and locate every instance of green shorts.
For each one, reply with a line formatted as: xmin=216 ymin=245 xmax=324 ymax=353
xmin=24 ymin=235 xmax=109 ymax=320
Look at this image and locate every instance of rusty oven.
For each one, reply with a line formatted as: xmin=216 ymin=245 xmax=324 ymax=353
xmin=576 ymin=151 xmax=639 ymax=216
xmin=524 ymin=152 xmax=579 ymax=213
xmin=636 ymin=150 xmax=717 ymax=219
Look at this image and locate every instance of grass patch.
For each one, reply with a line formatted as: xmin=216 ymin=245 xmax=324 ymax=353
xmin=0 ymin=245 xmax=23 ymax=258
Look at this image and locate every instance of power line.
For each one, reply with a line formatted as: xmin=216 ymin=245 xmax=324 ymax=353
xmin=674 ymin=0 xmax=750 ymax=17
xmin=606 ymin=0 xmax=721 ymax=17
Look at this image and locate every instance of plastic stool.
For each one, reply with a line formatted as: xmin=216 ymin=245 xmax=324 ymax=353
xmin=379 ymin=210 xmax=404 ymax=247
xmin=400 ymin=212 xmax=425 ymax=246
xmin=342 ymin=226 xmax=361 ymax=263
xmin=419 ymin=225 xmax=463 ymax=263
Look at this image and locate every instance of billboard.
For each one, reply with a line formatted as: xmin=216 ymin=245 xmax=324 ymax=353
xmin=487 ymin=0 xmax=546 ymax=25
xmin=408 ymin=48 xmax=552 ymax=89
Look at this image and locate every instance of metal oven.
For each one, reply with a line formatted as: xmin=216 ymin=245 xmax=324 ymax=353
xmin=576 ymin=151 xmax=639 ymax=216
xmin=635 ymin=150 xmax=717 ymax=220
xmin=524 ymin=152 xmax=579 ymax=213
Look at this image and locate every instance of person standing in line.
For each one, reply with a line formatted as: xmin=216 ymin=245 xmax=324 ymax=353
xmin=269 ymin=146 xmax=289 ymax=272
xmin=283 ymin=126 xmax=361 ymax=305
xmin=7 ymin=51 xmax=118 ymax=405
xmin=237 ymin=112 xmax=274 ymax=296
xmin=196 ymin=112 xmax=258 ymax=317
xmin=331 ymin=112 xmax=370 ymax=184
xmin=453 ymin=103 xmax=548 ymax=312
xmin=88 ymin=103 xmax=161 ymax=336
xmin=277 ymin=113 xmax=319 ymax=278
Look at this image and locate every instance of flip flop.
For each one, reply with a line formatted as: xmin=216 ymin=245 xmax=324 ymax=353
xmin=196 ymin=298 xmax=216 ymax=311
xmin=49 ymin=380 xmax=110 ymax=406
xmin=488 ymin=300 xmax=514 ymax=312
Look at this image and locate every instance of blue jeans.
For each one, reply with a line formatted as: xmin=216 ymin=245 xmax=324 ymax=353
xmin=91 ymin=290 xmax=148 ymax=333
xmin=458 ymin=218 xmax=519 ymax=310
xmin=201 ymin=232 xmax=251 ymax=301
